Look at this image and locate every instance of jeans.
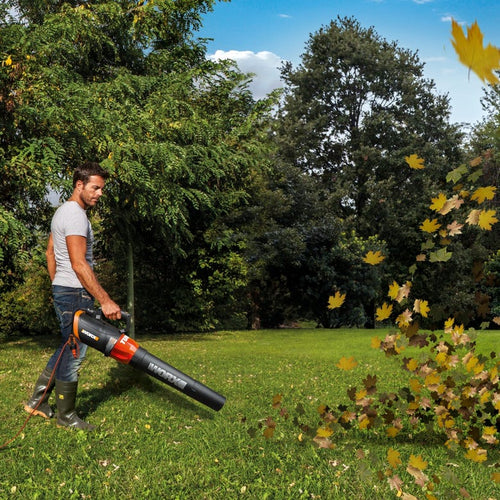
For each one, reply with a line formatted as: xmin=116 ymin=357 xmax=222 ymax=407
xmin=45 ymin=286 xmax=94 ymax=382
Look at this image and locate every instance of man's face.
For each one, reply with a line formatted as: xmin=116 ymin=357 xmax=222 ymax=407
xmin=77 ymin=175 xmax=105 ymax=209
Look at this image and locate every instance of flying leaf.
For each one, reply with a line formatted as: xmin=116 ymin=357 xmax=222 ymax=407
xmin=466 ymin=209 xmax=481 ymax=225
xmin=396 ymin=281 xmax=412 ymax=303
xmin=405 ymin=154 xmax=425 ymax=170
xmin=413 ymin=299 xmax=430 ymax=318
xmin=371 ymin=336 xmax=381 ymax=349
xmin=451 ymin=19 xmax=500 ymax=84
xmin=388 ymin=281 xmax=400 ymax=300
xmin=447 ymin=221 xmax=463 ymax=236
xmin=446 ymin=164 xmax=468 ymax=183
xmin=376 ymin=302 xmax=393 ymax=321
xmin=429 ymin=247 xmax=453 ymax=262
xmin=396 ymin=309 xmax=412 ymax=327
xmin=470 ymin=156 xmax=482 ymax=167
xmin=420 ymin=218 xmax=441 ymax=233
xmin=471 ymin=186 xmax=496 ymax=204
xmin=478 ymin=209 xmax=498 ymax=230
xmin=416 ymin=254 xmax=426 ymax=262
xmin=430 ymin=193 xmax=447 ymax=212
xmin=363 ymin=250 xmax=385 ymax=265
xmin=328 ymin=291 xmax=346 ymax=309
xmin=336 ymin=356 xmax=358 ymax=371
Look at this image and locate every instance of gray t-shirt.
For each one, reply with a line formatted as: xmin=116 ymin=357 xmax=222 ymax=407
xmin=51 ymin=201 xmax=93 ymax=288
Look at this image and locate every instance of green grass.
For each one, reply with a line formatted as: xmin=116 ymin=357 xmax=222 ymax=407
xmin=1 ymin=328 xmax=498 ymax=499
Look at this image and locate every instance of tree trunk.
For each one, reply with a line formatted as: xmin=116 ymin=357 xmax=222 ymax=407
xmin=127 ymin=240 xmax=136 ymax=339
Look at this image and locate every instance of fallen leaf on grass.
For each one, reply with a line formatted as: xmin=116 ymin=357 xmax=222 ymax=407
xmin=336 ymin=356 xmax=358 ymax=371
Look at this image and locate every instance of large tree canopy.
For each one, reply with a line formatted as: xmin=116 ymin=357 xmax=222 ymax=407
xmin=0 ymin=0 xmax=277 ymax=334
xmin=276 ymin=17 xmax=464 ymax=273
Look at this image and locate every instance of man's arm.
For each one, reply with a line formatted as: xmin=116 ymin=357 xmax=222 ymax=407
xmin=66 ymin=235 xmax=122 ymax=320
xmin=46 ymin=234 xmax=56 ymax=282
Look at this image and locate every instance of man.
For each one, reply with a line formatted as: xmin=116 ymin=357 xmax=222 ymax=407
xmin=24 ymin=161 xmax=121 ymax=430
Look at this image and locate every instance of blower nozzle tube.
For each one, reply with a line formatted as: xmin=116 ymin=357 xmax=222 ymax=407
xmin=73 ymin=310 xmax=226 ymax=411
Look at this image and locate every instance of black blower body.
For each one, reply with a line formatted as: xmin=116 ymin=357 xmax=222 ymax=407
xmin=73 ymin=310 xmax=225 ymax=411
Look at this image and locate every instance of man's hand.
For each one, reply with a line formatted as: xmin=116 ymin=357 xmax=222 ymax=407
xmin=101 ymin=300 xmax=122 ymax=321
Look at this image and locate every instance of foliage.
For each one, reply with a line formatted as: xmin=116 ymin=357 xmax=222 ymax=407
xmin=0 ymin=0 xmax=276 ymax=335
xmin=0 ymin=246 xmax=57 ymax=339
xmin=275 ymin=16 xmax=464 ymax=307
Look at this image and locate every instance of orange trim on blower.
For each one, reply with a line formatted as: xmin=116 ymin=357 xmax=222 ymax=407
xmin=73 ymin=310 xmax=85 ymax=340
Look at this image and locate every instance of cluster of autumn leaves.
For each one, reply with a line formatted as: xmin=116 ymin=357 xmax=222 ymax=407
xmin=262 ymin=20 xmax=500 ymax=497
xmin=328 ymin=148 xmax=498 ymax=327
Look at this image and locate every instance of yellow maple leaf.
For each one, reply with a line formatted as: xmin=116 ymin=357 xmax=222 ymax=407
xmin=471 ymin=186 xmax=496 ymax=204
xmin=409 ymin=377 xmax=422 ymax=393
xmin=388 ymin=281 xmax=400 ymax=300
xmin=465 ymin=447 xmax=487 ymax=463
xmin=371 ymin=336 xmax=381 ymax=349
xmin=444 ymin=317 xmax=455 ymax=332
xmin=413 ymin=299 xmax=430 ymax=318
xmin=376 ymin=302 xmax=393 ymax=321
xmin=386 ymin=426 xmax=400 ymax=438
xmin=336 ymin=356 xmax=358 ymax=371
xmin=405 ymin=154 xmax=425 ymax=170
xmin=451 ymin=19 xmax=500 ymax=84
xmin=416 ymin=253 xmax=426 ymax=262
xmin=420 ymin=218 xmax=441 ymax=233
xmin=363 ymin=250 xmax=385 ymax=265
xmin=478 ymin=209 xmax=498 ymax=230
xmin=430 ymin=193 xmax=447 ymax=212
xmin=316 ymin=426 xmax=333 ymax=438
xmin=492 ymin=472 xmax=500 ymax=484
xmin=408 ymin=454 xmax=428 ymax=471
xmin=4 ymin=55 xmax=12 ymax=66
xmin=327 ymin=291 xmax=346 ymax=310
xmin=358 ymin=415 xmax=370 ymax=430
xmin=406 ymin=358 xmax=419 ymax=372
xmin=387 ymin=448 xmax=402 ymax=469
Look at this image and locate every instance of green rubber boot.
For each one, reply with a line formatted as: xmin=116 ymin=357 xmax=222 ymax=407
xmin=55 ymin=380 xmax=95 ymax=431
xmin=24 ymin=367 xmax=55 ymax=419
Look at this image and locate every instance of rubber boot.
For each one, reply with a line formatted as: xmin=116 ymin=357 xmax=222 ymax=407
xmin=55 ymin=380 xmax=95 ymax=431
xmin=24 ymin=367 xmax=55 ymax=418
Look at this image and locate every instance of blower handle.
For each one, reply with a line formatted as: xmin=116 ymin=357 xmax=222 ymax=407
xmin=86 ymin=308 xmax=131 ymax=333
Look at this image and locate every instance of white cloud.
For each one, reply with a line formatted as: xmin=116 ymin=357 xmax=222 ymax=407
xmin=279 ymin=14 xmax=292 ymax=19
xmin=208 ymin=50 xmax=284 ymax=100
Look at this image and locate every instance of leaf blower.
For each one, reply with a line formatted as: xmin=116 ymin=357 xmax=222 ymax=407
xmin=72 ymin=310 xmax=226 ymax=411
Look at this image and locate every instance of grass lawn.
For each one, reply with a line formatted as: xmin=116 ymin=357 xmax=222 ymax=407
xmin=0 ymin=328 xmax=498 ymax=499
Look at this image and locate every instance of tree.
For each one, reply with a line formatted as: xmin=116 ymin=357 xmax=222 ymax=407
xmin=275 ymin=17 xmax=464 ymax=284
xmin=0 ymin=0 xmax=277 ymax=335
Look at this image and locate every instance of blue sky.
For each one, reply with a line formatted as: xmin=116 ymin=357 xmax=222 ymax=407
xmin=197 ymin=0 xmax=500 ymax=125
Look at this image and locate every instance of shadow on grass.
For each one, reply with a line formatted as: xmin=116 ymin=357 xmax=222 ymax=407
xmin=77 ymin=363 xmax=216 ymax=420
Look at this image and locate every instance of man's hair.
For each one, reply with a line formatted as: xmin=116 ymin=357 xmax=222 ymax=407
xmin=73 ymin=161 xmax=109 ymax=188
